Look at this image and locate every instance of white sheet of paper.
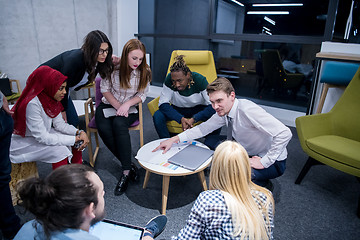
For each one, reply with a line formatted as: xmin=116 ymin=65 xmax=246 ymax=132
xmin=135 ymin=143 xmax=188 ymax=165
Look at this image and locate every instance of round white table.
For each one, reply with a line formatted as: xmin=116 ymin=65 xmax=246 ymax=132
xmin=136 ymin=139 xmax=212 ymax=214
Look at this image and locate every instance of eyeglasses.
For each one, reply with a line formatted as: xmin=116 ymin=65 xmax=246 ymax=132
xmin=99 ymin=48 xmax=109 ymax=55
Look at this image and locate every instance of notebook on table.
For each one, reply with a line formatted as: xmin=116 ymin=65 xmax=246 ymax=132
xmin=168 ymin=144 xmax=214 ymax=171
xmin=89 ymin=219 xmax=144 ymax=240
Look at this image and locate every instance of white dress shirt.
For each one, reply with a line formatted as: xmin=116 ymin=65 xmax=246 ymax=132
xmin=178 ymin=98 xmax=292 ymax=168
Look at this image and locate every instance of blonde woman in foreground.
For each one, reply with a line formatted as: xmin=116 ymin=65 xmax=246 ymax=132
xmin=173 ymin=141 xmax=274 ymax=240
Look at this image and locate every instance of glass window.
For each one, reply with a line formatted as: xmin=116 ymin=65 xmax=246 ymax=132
xmin=215 ymin=0 xmax=329 ymax=36
xmin=213 ymin=40 xmax=320 ymax=112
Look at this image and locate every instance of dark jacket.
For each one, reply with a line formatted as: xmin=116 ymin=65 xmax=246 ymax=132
xmin=41 ymin=49 xmax=87 ymax=110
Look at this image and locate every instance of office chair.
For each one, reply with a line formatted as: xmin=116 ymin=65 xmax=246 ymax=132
xmin=315 ymin=61 xmax=359 ymax=113
xmin=259 ymin=49 xmax=304 ymax=97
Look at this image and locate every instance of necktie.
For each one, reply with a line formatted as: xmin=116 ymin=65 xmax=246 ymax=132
xmin=227 ymin=116 xmax=233 ymax=140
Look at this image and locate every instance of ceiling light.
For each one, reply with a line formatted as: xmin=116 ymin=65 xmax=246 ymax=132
xmin=265 ymin=30 xmax=272 ymax=35
xmin=264 ymin=16 xmax=276 ymax=25
xmin=247 ymin=11 xmax=289 ymax=15
xmin=253 ymin=3 xmax=303 ymax=7
xmin=263 ymin=26 xmax=270 ymax=31
xmin=230 ymin=0 xmax=244 ymax=7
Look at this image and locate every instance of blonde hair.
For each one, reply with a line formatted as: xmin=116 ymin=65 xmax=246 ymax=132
xmin=209 ymin=141 xmax=274 ymax=240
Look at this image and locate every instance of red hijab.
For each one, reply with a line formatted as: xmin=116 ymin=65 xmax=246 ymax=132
xmin=12 ymin=66 xmax=68 ymax=137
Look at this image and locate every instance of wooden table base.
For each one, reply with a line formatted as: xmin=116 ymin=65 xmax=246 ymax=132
xmin=142 ymin=170 xmax=208 ymax=215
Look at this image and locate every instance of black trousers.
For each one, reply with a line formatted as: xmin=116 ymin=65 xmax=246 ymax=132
xmin=0 ymin=109 xmax=21 ymax=238
xmin=95 ymin=103 xmax=138 ymax=171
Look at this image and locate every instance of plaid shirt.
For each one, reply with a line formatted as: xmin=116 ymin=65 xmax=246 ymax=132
xmin=172 ymin=190 xmax=274 ymax=240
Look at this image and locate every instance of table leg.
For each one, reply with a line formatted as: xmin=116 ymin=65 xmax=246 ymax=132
xmin=162 ymin=175 xmax=170 ymax=215
xmin=143 ymin=170 xmax=151 ymax=189
xmin=198 ymin=171 xmax=208 ymax=191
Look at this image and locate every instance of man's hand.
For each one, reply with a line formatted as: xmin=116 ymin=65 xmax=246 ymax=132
xmin=152 ymin=136 xmax=180 ymax=154
xmin=180 ymin=117 xmax=195 ymax=130
xmin=2 ymin=96 xmax=14 ymax=115
xmin=250 ymin=156 xmax=265 ymax=169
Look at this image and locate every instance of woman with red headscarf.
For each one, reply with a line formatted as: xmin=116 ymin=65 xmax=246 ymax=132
xmin=9 ymin=66 xmax=89 ymax=169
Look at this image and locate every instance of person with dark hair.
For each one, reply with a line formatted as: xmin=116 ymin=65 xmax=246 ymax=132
xmin=153 ymin=55 xmax=217 ymax=138
xmin=41 ymin=30 xmax=114 ymax=127
xmin=14 ymin=164 xmax=167 ymax=240
xmin=95 ymin=39 xmax=151 ymax=195
xmin=10 ymin=66 xmax=89 ymax=169
xmin=0 ymin=91 xmax=21 ymax=239
xmin=154 ymin=77 xmax=292 ymax=188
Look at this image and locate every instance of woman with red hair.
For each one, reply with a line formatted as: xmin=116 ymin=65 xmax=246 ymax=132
xmin=10 ymin=66 xmax=89 ymax=169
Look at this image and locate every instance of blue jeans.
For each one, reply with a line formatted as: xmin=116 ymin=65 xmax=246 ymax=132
xmin=153 ymin=105 xmax=219 ymax=138
xmin=204 ymin=134 xmax=286 ymax=187
xmin=0 ymin=109 xmax=21 ymax=238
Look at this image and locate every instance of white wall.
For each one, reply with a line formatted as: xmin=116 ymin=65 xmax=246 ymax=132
xmin=117 ymin=0 xmax=139 ymax=55
xmin=0 ymin=0 xmax=140 ymax=97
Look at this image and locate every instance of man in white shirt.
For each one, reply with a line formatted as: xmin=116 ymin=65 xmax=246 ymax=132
xmin=154 ymin=77 xmax=292 ymax=187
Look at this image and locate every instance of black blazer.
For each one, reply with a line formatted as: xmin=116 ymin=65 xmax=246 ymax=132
xmin=41 ymin=49 xmax=87 ymax=110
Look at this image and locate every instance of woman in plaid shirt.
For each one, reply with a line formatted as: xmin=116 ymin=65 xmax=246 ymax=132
xmin=173 ymin=141 xmax=274 ymax=240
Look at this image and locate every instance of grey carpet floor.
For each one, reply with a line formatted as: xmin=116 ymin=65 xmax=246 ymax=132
xmin=11 ymin=98 xmax=360 ymax=240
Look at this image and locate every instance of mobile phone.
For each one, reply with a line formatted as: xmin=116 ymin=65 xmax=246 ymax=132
xmin=74 ymin=140 xmax=84 ymax=149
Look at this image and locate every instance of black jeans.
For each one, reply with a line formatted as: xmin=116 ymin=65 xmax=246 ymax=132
xmin=95 ymin=103 xmax=138 ymax=170
xmin=0 ymin=109 xmax=21 ymax=238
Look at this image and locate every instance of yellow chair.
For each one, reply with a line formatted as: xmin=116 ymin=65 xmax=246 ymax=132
xmin=84 ymin=78 xmax=144 ymax=167
xmin=0 ymin=78 xmax=22 ymax=104
xmin=147 ymin=50 xmax=217 ymax=134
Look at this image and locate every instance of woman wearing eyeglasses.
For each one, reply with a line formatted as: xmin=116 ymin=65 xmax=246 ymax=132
xmin=41 ymin=30 xmax=114 ymax=127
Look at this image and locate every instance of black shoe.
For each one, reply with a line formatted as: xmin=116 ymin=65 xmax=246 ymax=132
xmin=144 ymin=215 xmax=167 ymax=238
xmin=114 ymin=174 xmax=130 ymax=196
xmin=129 ymin=163 xmax=139 ymax=182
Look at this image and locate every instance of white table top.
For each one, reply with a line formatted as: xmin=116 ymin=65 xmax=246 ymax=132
xmin=136 ymin=139 xmax=212 ymax=176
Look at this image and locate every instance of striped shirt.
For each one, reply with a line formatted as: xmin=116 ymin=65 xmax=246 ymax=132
xmin=100 ymin=69 xmax=149 ymax=113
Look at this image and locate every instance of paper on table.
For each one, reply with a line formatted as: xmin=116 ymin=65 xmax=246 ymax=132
xmin=136 ymin=143 xmax=188 ymax=165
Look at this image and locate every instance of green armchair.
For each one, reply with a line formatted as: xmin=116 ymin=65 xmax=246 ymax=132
xmin=295 ymin=67 xmax=360 ymax=217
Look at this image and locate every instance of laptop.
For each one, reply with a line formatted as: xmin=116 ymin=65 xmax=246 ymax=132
xmin=89 ymin=219 xmax=144 ymax=240
xmin=168 ymin=144 xmax=214 ymax=171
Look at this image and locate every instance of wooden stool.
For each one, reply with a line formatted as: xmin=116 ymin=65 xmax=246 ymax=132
xmin=9 ymin=162 xmax=39 ymax=205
